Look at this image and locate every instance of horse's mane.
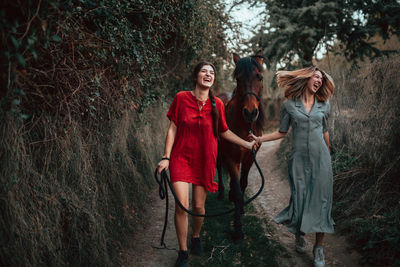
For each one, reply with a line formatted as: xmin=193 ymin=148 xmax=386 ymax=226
xmin=233 ymin=57 xmax=263 ymax=82
xmin=232 ymin=56 xmax=265 ymax=130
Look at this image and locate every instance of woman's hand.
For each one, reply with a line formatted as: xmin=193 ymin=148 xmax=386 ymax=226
xmin=157 ymin=159 xmax=170 ymax=174
xmin=248 ymin=133 xmax=262 ymax=146
xmin=246 ymin=140 xmax=259 ymax=151
xmin=220 ymin=129 xmax=260 ymax=150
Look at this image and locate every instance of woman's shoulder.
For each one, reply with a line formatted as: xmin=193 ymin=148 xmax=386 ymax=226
xmin=173 ymin=91 xmax=192 ymax=102
xmin=214 ymin=95 xmax=224 ymax=105
xmin=283 ymin=98 xmax=296 ymax=103
xmin=317 ymin=99 xmax=330 ymax=109
xmin=281 ymin=98 xmax=296 ymax=108
xmin=176 ymin=90 xmax=191 ymax=97
xmin=214 ymin=96 xmax=227 ymax=110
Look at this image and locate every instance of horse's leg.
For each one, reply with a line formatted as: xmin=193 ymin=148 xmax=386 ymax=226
xmin=225 ymin=160 xmax=244 ymax=242
xmin=228 ymin=160 xmax=242 ymax=202
xmin=239 ymin=152 xmax=254 ymax=214
xmin=216 ymin=153 xmax=224 ymax=200
xmin=228 ymin=170 xmax=242 ymax=203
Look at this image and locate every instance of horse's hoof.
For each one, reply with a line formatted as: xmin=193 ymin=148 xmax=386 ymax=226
xmin=232 ymin=230 xmax=244 ymax=243
xmin=217 ymin=192 xmax=224 ymax=200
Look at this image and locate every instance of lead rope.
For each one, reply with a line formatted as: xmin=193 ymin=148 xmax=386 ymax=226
xmin=153 ymin=127 xmax=265 ymax=248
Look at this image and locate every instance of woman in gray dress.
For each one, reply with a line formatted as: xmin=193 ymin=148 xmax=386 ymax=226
xmin=250 ymin=66 xmax=335 ymax=267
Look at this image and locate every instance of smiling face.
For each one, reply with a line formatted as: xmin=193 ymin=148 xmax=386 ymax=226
xmin=307 ymin=70 xmax=323 ymax=94
xmin=196 ymin=65 xmax=215 ymax=89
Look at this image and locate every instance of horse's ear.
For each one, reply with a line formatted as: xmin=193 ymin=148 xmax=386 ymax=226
xmin=233 ymin=53 xmax=240 ymax=64
xmin=254 ymin=50 xmax=263 ymax=66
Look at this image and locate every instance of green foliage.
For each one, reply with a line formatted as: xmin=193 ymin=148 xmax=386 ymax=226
xmin=343 ymin=210 xmax=400 ymax=265
xmin=331 ymin=149 xmax=358 ymax=175
xmin=190 ymin=176 xmax=281 ymax=266
xmin=1 ymin=0 xmax=232 ymax=119
xmin=238 ymin=0 xmax=400 ymax=68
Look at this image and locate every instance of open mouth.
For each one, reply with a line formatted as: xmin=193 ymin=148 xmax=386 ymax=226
xmin=313 ymin=82 xmax=320 ymax=90
xmin=204 ymin=78 xmax=211 ymax=82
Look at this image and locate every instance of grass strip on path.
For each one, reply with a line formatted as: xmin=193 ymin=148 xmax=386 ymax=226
xmin=190 ymin=186 xmax=281 ymax=266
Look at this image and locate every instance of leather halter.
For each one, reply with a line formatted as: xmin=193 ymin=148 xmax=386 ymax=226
xmin=240 ymin=91 xmax=261 ymax=102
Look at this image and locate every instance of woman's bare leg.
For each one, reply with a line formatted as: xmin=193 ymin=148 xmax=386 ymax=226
xmin=173 ymin=181 xmax=190 ymax=251
xmin=191 ymin=185 xmax=207 ymax=238
xmin=316 ymin=232 xmax=324 ymax=246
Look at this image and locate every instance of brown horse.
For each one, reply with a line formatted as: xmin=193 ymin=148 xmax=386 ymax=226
xmin=217 ymin=51 xmax=265 ymax=241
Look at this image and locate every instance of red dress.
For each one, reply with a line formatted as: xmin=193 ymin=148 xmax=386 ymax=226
xmin=167 ymin=91 xmax=229 ymax=192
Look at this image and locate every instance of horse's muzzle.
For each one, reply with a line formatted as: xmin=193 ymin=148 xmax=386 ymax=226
xmin=243 ymin=108 xmax=259 ymax=123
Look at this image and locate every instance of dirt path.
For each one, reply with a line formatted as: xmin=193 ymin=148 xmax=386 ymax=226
xmin=122 ymin=186 xmax=179 ymax=267
xmin=123 ymin=140 xmax=362 ymax=266
xmin=247 ymin=140 xmax=362 ymax=267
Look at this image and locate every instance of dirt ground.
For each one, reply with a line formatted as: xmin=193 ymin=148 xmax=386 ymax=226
xmin=121 ymin=183 xmax=179 ymax=266
xmin=123 ymin=140 xmax=363 ymax=266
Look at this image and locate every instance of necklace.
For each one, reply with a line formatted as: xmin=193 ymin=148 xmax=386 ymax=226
xmin=197 ymin=99 xmax=207 ymax=111
xmin=192 ymin=91 xmax=208 ymax=102
xmin=191 ymin=91 xmax=208 ymax=111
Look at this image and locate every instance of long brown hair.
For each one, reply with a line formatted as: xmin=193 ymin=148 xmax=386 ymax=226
xmin=192 ymin=62 xmax=219 ymax=137
xmin=276 ymin=66 xmax=335 ymax=102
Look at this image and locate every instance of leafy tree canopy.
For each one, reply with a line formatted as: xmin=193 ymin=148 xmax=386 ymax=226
xmin=0 ymin=0 xmax=237 ymax=119
xmin=237 ymin=0 xmax=400 ymax=68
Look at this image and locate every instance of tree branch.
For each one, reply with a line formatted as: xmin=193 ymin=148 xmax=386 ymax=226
xmin=19 ymin=0 xmax=42 ymax=41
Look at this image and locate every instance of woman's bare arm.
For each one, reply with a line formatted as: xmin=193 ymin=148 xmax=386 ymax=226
xmin=220 ymin=130 xmax=256 ymax=150
xmin=250 ymin=130 xmax=287 ymax=144
xmin=323 ymin=131 xmax=330 ymax=151
xmin=157 ymin=121 xmax=177 ymax=173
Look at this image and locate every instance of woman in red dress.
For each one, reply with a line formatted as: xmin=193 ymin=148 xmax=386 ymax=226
xmin=157 ymin=62 xmax=257 ymax=267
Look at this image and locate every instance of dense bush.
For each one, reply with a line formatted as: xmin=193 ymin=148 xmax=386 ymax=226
xmin=0 ymin=0 xmax=235 ymax=265
xmin=329 ymin=55 xmax=400 ymax=265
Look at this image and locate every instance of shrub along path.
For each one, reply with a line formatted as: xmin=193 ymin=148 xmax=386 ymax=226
xmin=247 ymin=140 xmax=363 ymax=266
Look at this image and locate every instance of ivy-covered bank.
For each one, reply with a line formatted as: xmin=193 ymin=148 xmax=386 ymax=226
xmin=0 ymin=1 xmax=237 ymax=265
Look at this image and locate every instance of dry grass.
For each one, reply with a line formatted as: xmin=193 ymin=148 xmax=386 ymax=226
xmin=0 ymin=104 xmax=169 ymax=266
xmin=325 ymin=55 xmax=400 ymax=265
xmin=0 ymin=2 xmax=176 ymax=265
xmin=329 ymin=55 xmax=400 ymax=208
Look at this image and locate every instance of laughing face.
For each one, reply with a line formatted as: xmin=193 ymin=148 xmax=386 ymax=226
xmin=307 ymin=70 xmax=323 ymax=94
xmin=196 ymin=65 xmax=215 ymax=89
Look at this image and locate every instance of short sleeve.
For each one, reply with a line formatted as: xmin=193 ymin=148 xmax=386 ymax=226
xmin=167 ymin=94 xmax=179 ymax=125
xmin=217 ymin=98 xmax=229 ymax=133
xmin=322 ymin=101 xmax=331 ymax=133
xmin=279 ymin=102 xmax=291 ymax=133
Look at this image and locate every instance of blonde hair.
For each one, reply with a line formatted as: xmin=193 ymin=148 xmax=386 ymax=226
xmin=276 ymin=66 xmax=335 ymax=102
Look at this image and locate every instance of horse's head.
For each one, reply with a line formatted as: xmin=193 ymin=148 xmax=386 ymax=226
xmin=232 ymin=51 xmax=264 ymax=128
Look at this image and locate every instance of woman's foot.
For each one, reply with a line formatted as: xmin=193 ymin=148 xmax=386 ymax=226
xmin=175 ymin=250 xmax=188 ymax=267
xmin=295 ymin=232 xmax=306 ymax=253
xmin=313 ymin=246 xmax=325 ymax=267
xmin=190 ymin=237 xmax=203 ymax=255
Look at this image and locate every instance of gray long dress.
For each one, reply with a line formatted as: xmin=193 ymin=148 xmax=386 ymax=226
xmin=274 ymin=98 xmax=335 ymax=234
